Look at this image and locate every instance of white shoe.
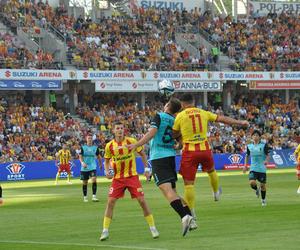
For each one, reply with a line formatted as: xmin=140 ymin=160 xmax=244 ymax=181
xmin=182 ymin=215 xmax=193 ymax=236
xmin=189 ymin=219 xmax=198 ymax=231
xmin=66 ymin=181 xmax=72 ymax=184
xmin=100 ymin=230 xmax=109 ymax=241
xmin=214 ymin=186 xmax=222 ymax=201
xmin=261 ymin=199 xmax=267 ymax=206
xmin=54 ymin=181 xmax=58 ymax=186
xmin=297 ymin=187 xmax=300 ymax=194
xmin=92 ymin=196 xmax=99 ymax=202
xmin=83 ymin=197 xmax=88 ymax=202
xmin=150 ymin=227 xmax=159 ymax=239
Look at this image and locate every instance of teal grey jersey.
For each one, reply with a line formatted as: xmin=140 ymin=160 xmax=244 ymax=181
xmin=80 ymin=145 xmax=100 ymax=171
xmin=247 ymin=142 xmax=270 ymax=173
xmin=149 ymin=112 xmax=176 ymax=161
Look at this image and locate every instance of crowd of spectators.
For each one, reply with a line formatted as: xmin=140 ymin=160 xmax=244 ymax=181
xmin=196 ymin=13 xmax=300 ymax=71
xmin=0 ymin=0 xmax=63 ymax=69
xmin=0 ymin=91 xmax=299 ymax=163
xmin=0 ymin=1 xmax=299 ymax=71
xmin=77 ymin=91 xmax=300 ymax=156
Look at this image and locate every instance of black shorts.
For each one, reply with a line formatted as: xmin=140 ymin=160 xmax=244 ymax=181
xmin=151 ymin=156 xmax=177 ymax=188
xmin=249 ymin=171 xmax=267 ymax=184
xmin=80 ymin=170 xmax=97 ymax=180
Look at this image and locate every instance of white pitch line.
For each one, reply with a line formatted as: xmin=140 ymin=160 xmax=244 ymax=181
xmin=0 ymin=240 xmax=168 ymax=250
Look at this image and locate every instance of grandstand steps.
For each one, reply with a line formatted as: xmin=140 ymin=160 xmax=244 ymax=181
xmin=218 ymin=55 xmax=232 ymax=71
xmin=71 ymin=115 xmax=98 ymax=133
xmin=111 ymin=0 xmax=132 ymax=17
xmin=0 ymin=21 xmax=40 ymax=56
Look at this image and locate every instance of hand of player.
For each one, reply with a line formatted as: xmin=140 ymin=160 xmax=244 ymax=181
xmin=126 ymin=143 xmax=138 ymax=151
xmin=144 ymin=167 xmax=151 ymax=181
xmin=81 ymin=162 xmax=87 ymax=168
xmin=174 ymin=142 xmax=183 ymax=150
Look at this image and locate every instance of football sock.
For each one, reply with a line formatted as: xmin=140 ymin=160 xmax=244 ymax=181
xmin=208 ymin=170 xmax=219 ymax=193
xmin=103 ymin=216 xmax=111 ymax=230
xmin=83 ymin=184 xmax=88 ymax=196
xmin=170 ymin=199 xmax=190 ymax=219
xmin=67 ymin=173 xmax=71 ymax=182
xmin=145 ymin=214 xmax=155 ymax=227
xmin=251 ymin=183 xmax=258 ymax=190
xmin=184 ymin=185 xmax=195 ymax=211
xmin=261 ymin=190 xmax=266 ymax=200
xmin=55 ymin=172 xmax=60 ymax=182
xmin=92 ymin=182 xmax=97 ymax=195
xmin=0 ymin=185 xmax=2 ymax=198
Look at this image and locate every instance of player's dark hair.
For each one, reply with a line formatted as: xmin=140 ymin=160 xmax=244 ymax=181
xmin=180 ymin=93 xmax=194 ymax=104
xmin=252 ymin=130 xmax=261 ymax=137
xmin=113 ymin=121 xmax=123 ymax=128
xmin=168 ymin=98 xmax=182 ymax=114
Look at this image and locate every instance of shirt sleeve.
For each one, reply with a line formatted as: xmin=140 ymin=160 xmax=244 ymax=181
xmin=246 ymin=146 xmax=250 ymax=156
xmin=104 ymin=142 xmax=112 ymax=159
xmin=205 ymin=110 xmax=218 ymax=122
xmin=96 ymin=147 xmax=101 ymax=156
xmin=150 ymin=113 xmax=161 ymax=129
xmin=264 ymin=144 xmax=271 ymax=155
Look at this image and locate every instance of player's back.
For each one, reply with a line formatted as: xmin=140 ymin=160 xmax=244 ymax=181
xmin=149 ymin=112 xmax=175 ymax=160
xmin=58 ymin=149 xmax=71 ymax=164
xmin=174 ymin=107 xmax=217 ymax=151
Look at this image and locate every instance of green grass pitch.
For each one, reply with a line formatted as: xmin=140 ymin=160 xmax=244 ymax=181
xmin=0 ymin=169 xmax=299 ymax=250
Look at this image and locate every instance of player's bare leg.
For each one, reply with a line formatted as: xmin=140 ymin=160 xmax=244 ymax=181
xmin=137 ymin=196 xmax=159 ymax=239
xmin=249 ymin=180 xmax=260 ymax=198
xmin=54 ymin=171 xmax=61 ymax=185
xmin=100 ymin=197 xmax=117 ymax=241
xmin=66 ymin=172 xmax=72 ymax=184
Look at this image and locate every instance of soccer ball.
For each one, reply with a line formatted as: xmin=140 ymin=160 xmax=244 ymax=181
xmin=158 ymin=79 xmax=175 ymax=97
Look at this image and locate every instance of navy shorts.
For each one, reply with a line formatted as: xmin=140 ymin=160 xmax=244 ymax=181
xmin=249 ymin=171 xmax=267 ymax=184
xmin=151 ymin=156 xmax=177 ymax=188
xmin=80 ymin=170 xmax=97 ymax=180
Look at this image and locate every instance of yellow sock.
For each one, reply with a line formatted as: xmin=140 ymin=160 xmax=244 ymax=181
xmin=184 ymin=185 xmax=195 ymax=210
xmin=145 ymin=214 xmax=155 ymax=227
xmin=208 ymin=170 xmax=219 ymax=193
xmin=67 ymin=174 xmax=71 ymax=182
xmin=103 ymin=216 xmax=111 ymax=230
xmin=55 ymin=173 xmax=60 ymax=182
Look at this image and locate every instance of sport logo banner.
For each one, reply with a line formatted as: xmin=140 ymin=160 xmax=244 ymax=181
xmin=6 ymin=163 xmax=26 ymax=180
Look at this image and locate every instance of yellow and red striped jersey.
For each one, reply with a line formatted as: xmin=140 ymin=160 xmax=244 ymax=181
xmin=295 ymin=144 xmax=300 ymax=162
xmin=57 ymin=149 xmax=71 ymax=164
xmin=104 ymin=137 xmax=143 ymax=179
xmin=173 ymin=107 xmax=217 ymax=151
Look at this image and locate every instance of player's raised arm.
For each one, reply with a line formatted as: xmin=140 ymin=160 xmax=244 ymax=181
xmin=216 ymin=115 xmax=249 ymax=127
xmin=127 ymin=127 xmax=157 ymax=151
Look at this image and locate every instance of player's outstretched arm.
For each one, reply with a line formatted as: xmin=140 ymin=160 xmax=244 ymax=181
xmin=127 ymin=128 xmax=157 ymax=150
xmin=216 ymin=115 xmax=249 ymax=127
